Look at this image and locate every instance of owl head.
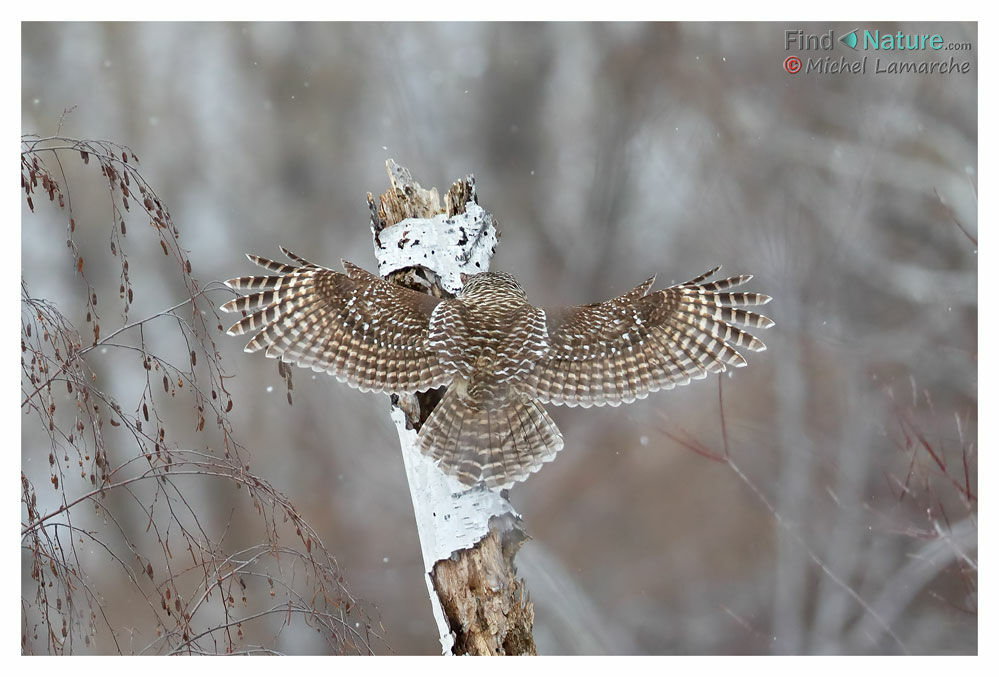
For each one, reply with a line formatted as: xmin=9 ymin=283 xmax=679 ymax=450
xmin=458 ymin=271 xmax=528 ymax=302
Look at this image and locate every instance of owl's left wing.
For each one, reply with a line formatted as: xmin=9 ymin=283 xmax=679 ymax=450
xmin=529 ymin=267 xmax=774 ymax=407
xmin=221 ymin=248 xmax=451 ymax=394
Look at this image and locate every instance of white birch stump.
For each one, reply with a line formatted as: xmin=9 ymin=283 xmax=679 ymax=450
xmin=368 ymin=160 xmax=536 ymax=655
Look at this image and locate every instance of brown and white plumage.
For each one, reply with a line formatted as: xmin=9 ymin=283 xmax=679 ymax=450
xmin=530 ymin=266 xmax=774 ymax=408
xmin=222 ymin=248 xmax=449 ymax=394
xmin=222 ymin=250 xmax=773 ymax=489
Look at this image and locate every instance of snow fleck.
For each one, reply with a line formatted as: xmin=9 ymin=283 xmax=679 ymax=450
xmin=640 ymin=435 xmax=649 ymax=446
xmin=266 ymin=385 xmax=274 ymax=393
xmin=382 ymin=556 xmax=390 ymax=564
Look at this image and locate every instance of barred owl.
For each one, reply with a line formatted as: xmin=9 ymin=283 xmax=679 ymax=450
xmin=222 ymin=248 xmax=773 ymax=489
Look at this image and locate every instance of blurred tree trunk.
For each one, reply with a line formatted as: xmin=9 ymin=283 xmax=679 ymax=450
xmin=368 ymin=161 xmax=536 ymax=655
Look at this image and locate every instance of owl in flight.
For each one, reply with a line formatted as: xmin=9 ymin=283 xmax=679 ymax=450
xmin=222 ymin=249 xmax=773 ymax=489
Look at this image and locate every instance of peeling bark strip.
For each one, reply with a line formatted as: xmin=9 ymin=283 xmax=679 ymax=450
xmin=368 ymin=160 xmax=535 ymax=655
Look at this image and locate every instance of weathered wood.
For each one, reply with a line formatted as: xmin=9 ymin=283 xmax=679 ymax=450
xmin=431 ymin=518 xmax=536 ymax=655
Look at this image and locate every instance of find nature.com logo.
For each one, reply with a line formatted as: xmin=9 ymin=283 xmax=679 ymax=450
xmin=783 ymin=28 xmax=973 ymax=76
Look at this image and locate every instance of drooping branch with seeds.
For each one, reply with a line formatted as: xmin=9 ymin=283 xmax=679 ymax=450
xmin=20 ymin=135 xmax=380 ymax=655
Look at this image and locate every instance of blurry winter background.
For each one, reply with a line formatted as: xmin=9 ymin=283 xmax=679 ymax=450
xmin=21 ymin=22 xmax=977 ymax=654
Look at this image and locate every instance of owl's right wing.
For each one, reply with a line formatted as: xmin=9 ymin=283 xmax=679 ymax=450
xmin=530 ymin=267 xmax=774 ymax=407
xmin=221 ymin=248 xmax=452 ymax=394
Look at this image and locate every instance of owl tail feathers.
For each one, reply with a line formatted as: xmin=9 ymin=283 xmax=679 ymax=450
xmin=416 ymin=386 xmax=564 ymax=490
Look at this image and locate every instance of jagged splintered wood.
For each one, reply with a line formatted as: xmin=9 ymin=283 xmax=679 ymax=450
xmin=368 ymin=160 xmax=536 ymax=655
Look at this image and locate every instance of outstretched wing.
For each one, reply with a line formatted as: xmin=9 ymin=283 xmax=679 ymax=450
xmin=529 ymin=267 xmax=774 ymax=407
xmin=221 ymin=248 xmax=451 ymax=394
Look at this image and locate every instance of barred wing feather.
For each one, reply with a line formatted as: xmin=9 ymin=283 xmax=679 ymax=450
xmin=530 ymin=267 xmax=774 ymax=407
xmin=221 ymin=248 xmax=451 ymax=394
